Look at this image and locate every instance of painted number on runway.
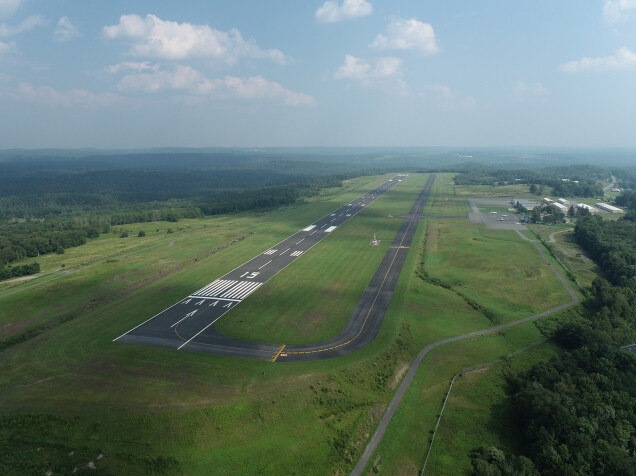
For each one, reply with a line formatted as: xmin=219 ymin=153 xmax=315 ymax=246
xmin=240 ymin=271 xmax=260 ymax=279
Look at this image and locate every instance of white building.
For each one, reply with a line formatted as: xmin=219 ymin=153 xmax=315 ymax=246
xmin=557 ymin=198 xmax=569 ymax=205
xmin=543 ymin=197 xmax=554 ymax=204
xmin=552 ymin=202 xmax=567 ymax=212
xmin=595 ymin=203 xmax=624 ymax=213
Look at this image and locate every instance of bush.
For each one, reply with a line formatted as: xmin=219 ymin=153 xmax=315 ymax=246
xmin=120 ymin=231 xmax=128 ymax=238
xmin=138 ymin=230 xmax=146 ymax=237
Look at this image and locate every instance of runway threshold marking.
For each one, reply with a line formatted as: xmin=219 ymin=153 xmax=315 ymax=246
xmin=284 ymin=179 xmax=431 ymax=356
xmin=271 ymin=344 xmax=286 ymax=362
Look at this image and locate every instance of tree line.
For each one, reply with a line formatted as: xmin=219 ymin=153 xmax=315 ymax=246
xmin=0 ymin=175 xmax=349 ymax=279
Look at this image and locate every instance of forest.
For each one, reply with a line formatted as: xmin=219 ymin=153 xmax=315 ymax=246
xmin=454 ymin=165 xmax=609 ymax=198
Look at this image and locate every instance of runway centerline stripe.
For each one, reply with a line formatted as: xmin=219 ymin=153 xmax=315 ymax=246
xmin=258 ymin=260 xmax=272 ymax=270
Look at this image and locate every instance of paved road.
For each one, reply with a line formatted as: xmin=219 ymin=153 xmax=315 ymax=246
xmin=350 ymin=227 xmax=579 ymax=475
xmin=115 ymin=174 xmax=432 ymax=361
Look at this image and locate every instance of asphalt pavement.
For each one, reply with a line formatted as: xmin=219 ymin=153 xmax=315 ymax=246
xmin=114 ymin=174 xmax=430 ymax=361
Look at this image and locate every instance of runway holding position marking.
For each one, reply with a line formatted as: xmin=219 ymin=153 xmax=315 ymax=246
xmin=114 ymin=175 xmax=411 ymax=359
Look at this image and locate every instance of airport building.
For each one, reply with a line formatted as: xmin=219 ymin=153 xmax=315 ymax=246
xmin=595 ymin=203 xmax=624 ymax=213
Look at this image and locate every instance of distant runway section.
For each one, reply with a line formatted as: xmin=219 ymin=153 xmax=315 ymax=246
xmin=114 ymin=175 xmax=408 ymax=357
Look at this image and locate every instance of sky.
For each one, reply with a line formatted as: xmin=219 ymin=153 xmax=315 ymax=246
xmin=0 ymin=0 xmax=635 ymax=149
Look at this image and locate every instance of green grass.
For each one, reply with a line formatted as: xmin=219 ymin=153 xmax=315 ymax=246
xmin=527 ymin=223 xmax=600 ymax=290
xmin=366 ymin=324 xmax=556 ymax=475
xmin=0 ymin=173 xmax=425 ymax=475
xmin=424 ymin=174 xmax=472 ymax=216
xmin=216 ymin=215 xmax=404 ymax=344
xmin=423 ymin=220 xmax=572 ymax=323
xmin=0 ymin=172 xmax=594 ymax=475
xmin=422 ymin=339 xmax=562 ymax=475
xmin=217 ymin=174 xmax=430 ymax=344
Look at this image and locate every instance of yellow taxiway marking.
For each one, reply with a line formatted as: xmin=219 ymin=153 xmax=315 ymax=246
xmin=271 ymin=344 xmax=286 ymax=362
xmin=285 ymin=180 xmax=430 ymax=356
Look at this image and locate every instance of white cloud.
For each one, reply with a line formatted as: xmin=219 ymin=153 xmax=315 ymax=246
xmin=112 ymin=63 xmax=314 ymax=106
xmin=560 ymin=47 xmax=636 ymax=72
xmin=220 ymin=76 xmax=315 ymax=106
xmin=371 ymin=18 xmax=438 ymax=54
xmin=603 ymin=0 xmax=636 ymax=24
xmin=334 ymin=54 xmax=402 ymax=81
xmin=0 ymin=38 xmax=15 ymax=55
xmin=0 ymin=14 xmax=45 ymax=37
xmin=105 ymin=61 xmax=159 ymax=74
xmin=53 ymin=16 xmax=81 ymax=42
xmin=514 ymin=80 xmax=546 ymax=97
xmin=0 ymin=0 xmax=21 ymax=20
xmin=315 ymin=0 xmax=373 ymax=23
xmin=18 ymin=82 xmax=123 ymax=108
xmin=102 ymin=14 xmax=287 ymax=65
xmin=116 ymin=64 xmax=212 ymax=94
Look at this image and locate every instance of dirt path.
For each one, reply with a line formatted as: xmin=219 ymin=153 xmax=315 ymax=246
xmin=351 ymin=229 xmax=579 ymax=476
xmin=548 ymin=228 xmax=571 ymax=243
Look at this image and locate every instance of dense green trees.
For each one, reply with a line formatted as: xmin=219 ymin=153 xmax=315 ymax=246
xmin=455 ymin=166 xmax=606 ymax=198
xmin=0 ymin=262 xmax=40 ymax=281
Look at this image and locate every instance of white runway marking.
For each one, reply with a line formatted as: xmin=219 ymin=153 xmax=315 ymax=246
xmin=221 ymin=281 xmax=263 ymax=299
xmin=258 ymin=260 xmax=272 ymax=269
xmin=296 ymin=238 xmax=305 ymax=245
xmin=263 ymin=249 xmax=277 ymax=255
xmin=303 ymin=225 xmax=316 ymax=231
xmin=290 ymin=251 xmax=303 ymax=257
xmin=192 ymin=279 xmax=237 ymax=297
xmin=325 ymin=226 xmax=337 ymax=232
xmin=171 ymin=309 xmax=198 ymax=327
xmin=279 ymin=248 xmax=290 ymax=256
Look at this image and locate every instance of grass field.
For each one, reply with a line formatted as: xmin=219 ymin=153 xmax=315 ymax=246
xmin=527 ymin=223 xmax=600 ymax=290
xmin=217 ymin=174 xmax=432 ymax=344
xmin=0 ymin=172 xmax=592 ymax=475
xmin=423 ymin=220 xmax=572 ymax=323
xmin=423 ymin=173 xmax=472 ymax=217
xmin=0 ymin=173 xmax=427 ymax=475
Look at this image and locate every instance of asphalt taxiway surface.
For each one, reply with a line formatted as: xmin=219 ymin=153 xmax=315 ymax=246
xmin=115 ymin=174 xmax=435 ymax=361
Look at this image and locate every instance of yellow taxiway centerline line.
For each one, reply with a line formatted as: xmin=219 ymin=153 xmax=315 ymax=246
xmin=271 ymin=344 xmax=286 ymax=362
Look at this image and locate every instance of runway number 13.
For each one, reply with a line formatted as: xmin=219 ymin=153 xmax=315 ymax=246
xmin=240 ymin=271 xmax=260 ymax=279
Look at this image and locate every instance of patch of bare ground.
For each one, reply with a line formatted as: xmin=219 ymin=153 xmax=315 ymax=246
xmin=0 ymin=317 xmax=35 ymax=338
xmin=393 ymin=458 xmax=418 ymax=476
xmin=3 ymin=274 xmax=40 ymax=284
xmin=389 ymin=361 xmax=409 ymax=391
xmin=296 ymin=311 xmax=331 ymax=337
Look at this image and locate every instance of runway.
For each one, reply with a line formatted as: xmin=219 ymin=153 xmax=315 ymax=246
xmin=115 ymin=174 xmax=435 ymax=362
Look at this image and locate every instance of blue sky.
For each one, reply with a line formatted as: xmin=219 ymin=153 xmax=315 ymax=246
xmin=1 ymin=0 xmax=635 ymax=148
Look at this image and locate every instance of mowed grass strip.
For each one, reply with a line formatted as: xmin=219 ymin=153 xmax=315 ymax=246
xmin=423 ymin=173 xmax=472 ymax=217
xmin=424 ymin=220 xmax=572 ymax=322
xmin=360 ymin=173 xmax=431 ymax=217
xmin=216 ymin=178 xmax=430 ymax=344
